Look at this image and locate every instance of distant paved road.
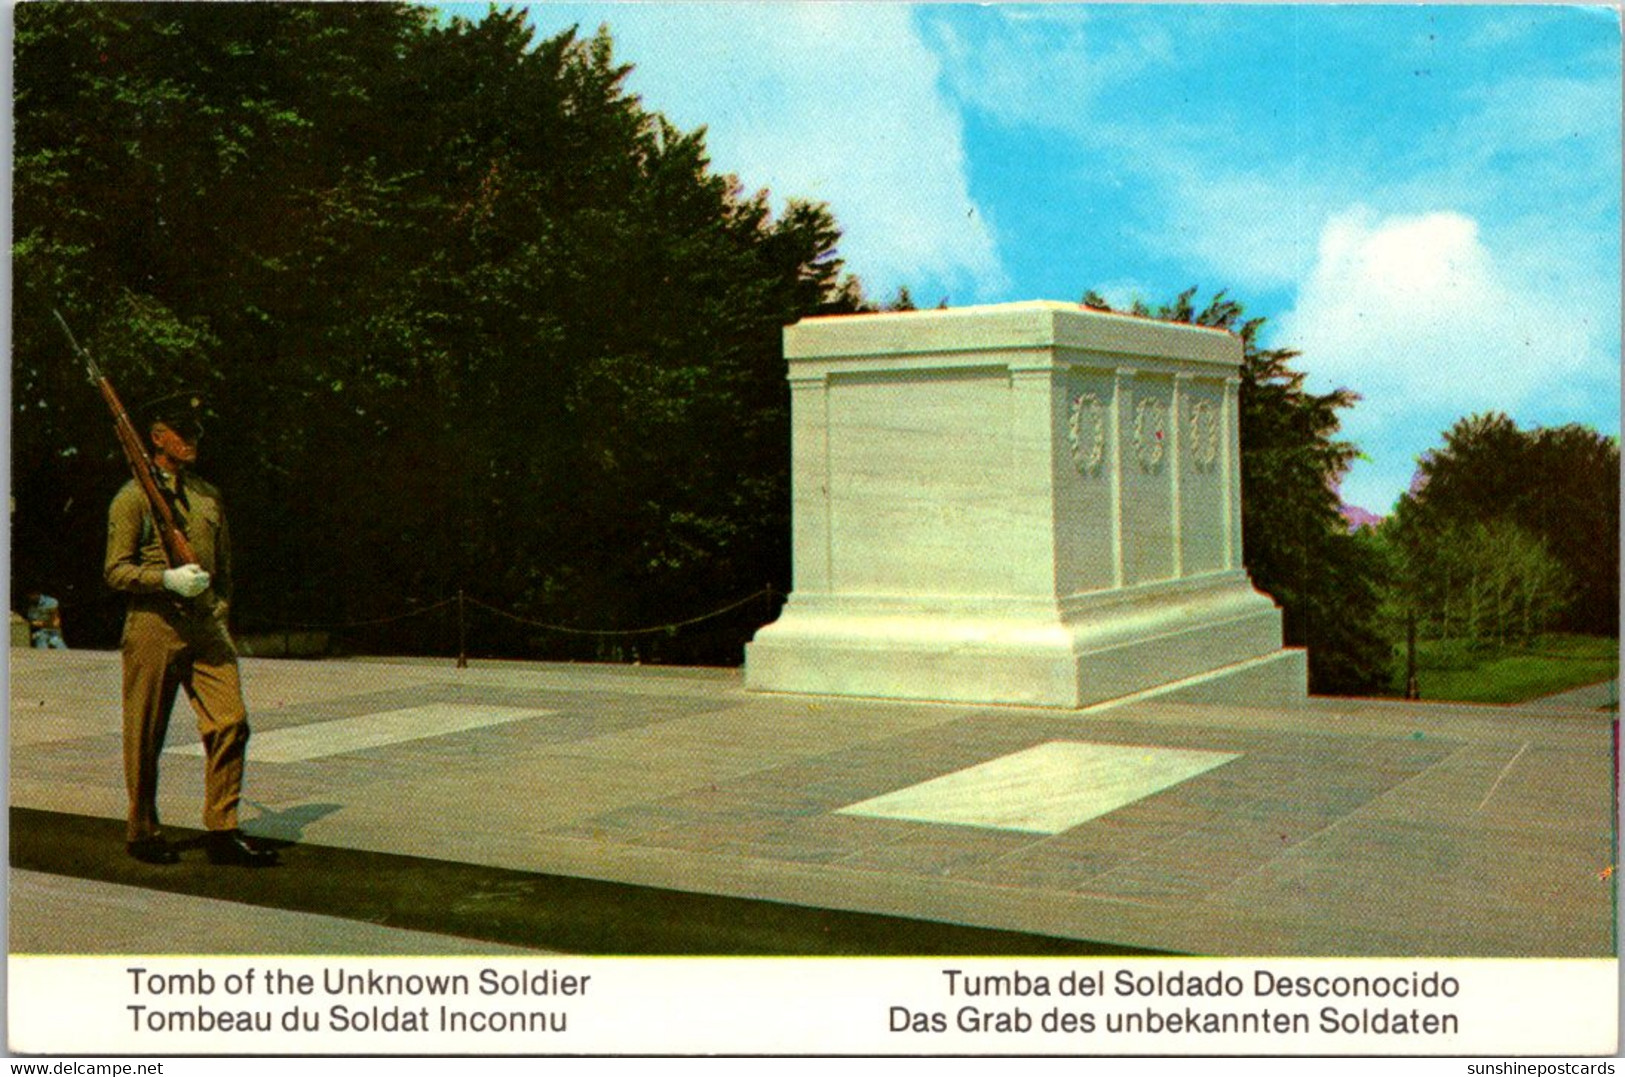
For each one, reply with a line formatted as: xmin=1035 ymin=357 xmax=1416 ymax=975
xmin=1526 ymin=679 xmax=1618 ymax=711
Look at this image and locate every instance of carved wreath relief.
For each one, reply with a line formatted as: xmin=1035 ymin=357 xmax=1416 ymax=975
xmin=1067 ymin=392 xmax=1107 ymax=475
xmin=1133 ymin=397 xmax=1167 ymax=471
xmin=1189 ymin=398 xmax=1220 ymax=471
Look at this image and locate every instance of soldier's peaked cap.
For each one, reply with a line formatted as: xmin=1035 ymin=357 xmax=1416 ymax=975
xmin=141 ymin=391 xmax=207 ymax=438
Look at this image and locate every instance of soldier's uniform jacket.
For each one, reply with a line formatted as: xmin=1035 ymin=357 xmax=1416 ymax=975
xmin=104 ymin=472 xmax=233 ymax=621
xmin=105 ymin=469 xmax=248 ymax=844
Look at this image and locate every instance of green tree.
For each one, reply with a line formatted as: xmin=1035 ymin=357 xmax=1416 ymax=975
xmin=1399 ymin=413 xmax=1617 ymax=637
xmin=885 ymin=285 xmax=917 ymax=311
xmin=1080 ymin=287 xmax=1392 ymax=694
xmin=1380 ymin=512 xmax=1574 ymax=652
xmin=13 ymin=4 xmax=865 ymax=661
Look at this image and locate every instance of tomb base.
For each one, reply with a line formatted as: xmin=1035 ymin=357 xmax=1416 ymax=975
xmin=746 ymin=570 xmax=1305 ymax=709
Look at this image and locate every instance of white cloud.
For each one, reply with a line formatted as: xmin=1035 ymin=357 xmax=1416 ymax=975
xmin=1137 ymin=163 xmax=1337 ymax=292
xmin=1157 ymin=64 xmax=1622 ymax=296
xmin=557 ymin=5 xmax=1007 ymax=300
xmin=1463 ymin=74 xmax=1620 ymax=154
xmin=1089 ymin=278 xmax=1159 ymax=311
xmin=1279 ymin=207 xmax=1596 ymax=408
xmin=1274 ymin=206 xmax=1615 ymax=511
xmin=927 ymin=7 xmax=1176 ymax=130
xmin=1463 ymin=14 xmax=1537 ymax=51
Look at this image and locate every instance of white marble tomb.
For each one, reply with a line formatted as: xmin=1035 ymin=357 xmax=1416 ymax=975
xmin=743 ymin=300 xmax=1307 ymax=709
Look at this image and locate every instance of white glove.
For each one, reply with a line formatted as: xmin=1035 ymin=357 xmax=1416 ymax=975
xmin=162 ymin=564 xmax=211 ymax=598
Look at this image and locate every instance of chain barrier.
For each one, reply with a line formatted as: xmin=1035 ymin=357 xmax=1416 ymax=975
xmin=461 ymin=588 xmax=775 ymax=637
xmin=28 ymin=587 xmax=783 ymax=661
xmin=45 ymin=592 xmax=464 ymax=631
xmin=240 ymin=596 xmax=462 ymax=632
xmin=231 ymin=586 xmax=779 ymax=639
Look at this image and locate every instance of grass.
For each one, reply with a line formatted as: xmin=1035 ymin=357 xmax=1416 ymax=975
xmin=1388 ymin=633 xmax=1619 ymax=705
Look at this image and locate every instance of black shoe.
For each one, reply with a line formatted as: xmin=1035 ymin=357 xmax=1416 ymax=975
xmin=126 ymin=837 xmax=179 ymax=865
xmin=205 ymin=829 xmax=279 ymax=867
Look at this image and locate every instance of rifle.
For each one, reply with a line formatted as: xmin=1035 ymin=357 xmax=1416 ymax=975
xmin=52 ymin=309 xmax=199 ymax=568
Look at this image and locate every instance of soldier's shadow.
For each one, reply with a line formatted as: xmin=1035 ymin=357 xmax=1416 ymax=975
xmin=238 ymin=800 xmax=342 ymax=843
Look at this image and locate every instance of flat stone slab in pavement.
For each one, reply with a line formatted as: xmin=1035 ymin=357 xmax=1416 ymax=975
xmin=9 ymin=648 xmax=1616 ymax=957
xmin=10 ymin=869 xmax=545 ymax=956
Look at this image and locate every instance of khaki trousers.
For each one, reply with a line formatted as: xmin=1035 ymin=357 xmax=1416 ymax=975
xmin=121 ymin=606 xmax=249 ymax=843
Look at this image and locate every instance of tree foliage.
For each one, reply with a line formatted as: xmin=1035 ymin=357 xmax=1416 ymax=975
xmin=1386 ymin=412 xmax=1617 ymax=639
xmin=1081 ymin=287 xmax=1392 ymax=694
xmin=13 ymin=3 xmax=865 ymax=661
xmin=1380 ymin=517 xmax=1573 ymax=649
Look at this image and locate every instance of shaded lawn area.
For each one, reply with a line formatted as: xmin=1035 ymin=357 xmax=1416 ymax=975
xmin=1388 ymin=634 xmax=1619 ymax=705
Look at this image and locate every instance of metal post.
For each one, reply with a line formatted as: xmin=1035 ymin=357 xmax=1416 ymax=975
xmin=1404 ymin=609 xmax=1420 ymax=700
xmin=456 ymin=588 xmax=468 ymax=669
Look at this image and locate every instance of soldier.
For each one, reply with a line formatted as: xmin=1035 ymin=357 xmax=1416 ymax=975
xmin=104 ymin=394 xmax=276 ymax=867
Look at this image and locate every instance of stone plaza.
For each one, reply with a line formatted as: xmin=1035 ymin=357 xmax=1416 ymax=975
xmin=9 ymin=644 xmax=1614 ymax=958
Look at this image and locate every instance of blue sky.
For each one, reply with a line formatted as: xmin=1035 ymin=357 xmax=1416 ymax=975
xmin=439 ymin=3 xmax=1621 ymax=513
